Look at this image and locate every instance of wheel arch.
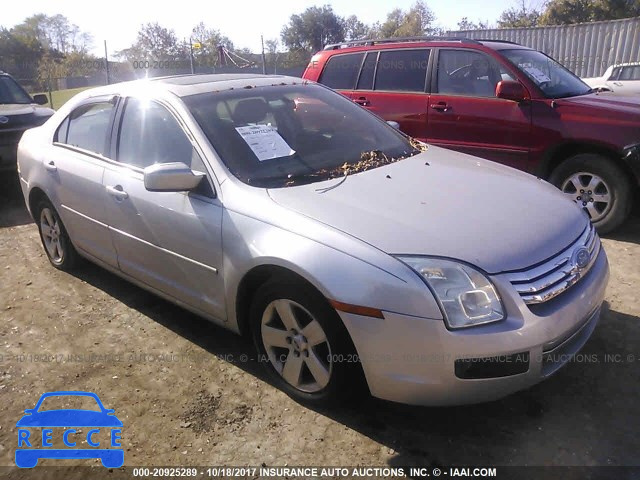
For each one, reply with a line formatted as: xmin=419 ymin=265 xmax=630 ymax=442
xmin=234 ymin=263 xmax=331 ymax=337
xmin=539 ymin=141 xmax=635 ymax=184
xmin=27 ymin=186 xmax=50 ymax=219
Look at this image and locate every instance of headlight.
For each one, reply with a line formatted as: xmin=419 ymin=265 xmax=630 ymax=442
xmin=396 ymin=256 xmax=505 ymax=329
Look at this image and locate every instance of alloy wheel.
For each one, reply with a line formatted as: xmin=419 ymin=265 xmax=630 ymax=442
xmin=561 ymin=172 xmax=612 ymax=222
xmin=40 ymin=207 xmax=64 ymax=264
xmin=260 ymin=299 xmax=333 ymax=393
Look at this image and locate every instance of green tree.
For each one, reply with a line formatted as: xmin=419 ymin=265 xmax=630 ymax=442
xmin=378 ymin=1 xmax=438 ymax=37
xmin=281 ymin=5 xmax=345 ymax=54
xmin=0 ymin=27 xmax=43 ymax=84
xmin=457 ymin=17 xmax=490 ymax=30
xmin=190 ymin=22 xmax=233 ymax=68
xmin=540 ymin=0 xmax=640 ymax=24
xmin=498 ymin=1 xmax=542 ymax=27
xmin=343 ymin=15 xmax=369 ymax=40
xmin=117 ymin=22 xmax=182 ymax=62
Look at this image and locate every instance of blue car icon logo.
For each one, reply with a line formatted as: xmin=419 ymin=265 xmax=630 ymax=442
xmin=16 ymin=391 xmax=123 ymax=468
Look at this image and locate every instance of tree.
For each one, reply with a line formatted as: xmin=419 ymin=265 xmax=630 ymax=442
xmin=12 ymin=14 xmax=91 ymax=54
xmin=457 ymin=17 xmax=490 ymax=30
xmin=540 ymin=0 xmax=640 ymax=24
xmin=0 ymin=27 xmax=43 ymax=84
xmin=378 ymin=1 xmax=438 ymax=37
xmin=190 ymin=22 xmax=233 ymax=68
xmin=117 ymin=22 xmax=182 ymax=63
xmin=344 ymin=15 xmax=369 ymax=40
xmin=498 ymin=1 xmax=542 ymax=27
xmin=281 ymin=5 xmax=345 ymax=54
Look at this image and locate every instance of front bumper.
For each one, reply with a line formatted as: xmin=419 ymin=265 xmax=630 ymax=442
xmin=339 ymin=247 xmax=609 ymax=406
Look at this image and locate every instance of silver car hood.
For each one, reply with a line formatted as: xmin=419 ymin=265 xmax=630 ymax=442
xmin=267 ymin=147 xmax=586 ymax=274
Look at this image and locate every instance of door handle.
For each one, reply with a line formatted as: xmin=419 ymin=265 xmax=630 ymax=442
xmin=354 ymin=97 xmax=370 ymax=106
xmin=430 ymin=102 xmax=450 ymax=112
xmin=106 ymin=185 xmax=129 ymax=200
xmin=44 ymin=160 xmax=57 ymax=172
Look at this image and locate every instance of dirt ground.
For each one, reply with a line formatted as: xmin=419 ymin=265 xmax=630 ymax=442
xmin=0 ymin=171 xmax=639 ymax=478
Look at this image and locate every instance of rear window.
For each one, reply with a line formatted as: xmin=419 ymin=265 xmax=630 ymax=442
xmin=375 ymin=49 xmax=430 ymax=92
xmin=318 ymin=53 xmax=364 ymax=90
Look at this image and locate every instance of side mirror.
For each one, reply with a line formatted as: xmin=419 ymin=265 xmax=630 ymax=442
xmin=105 ymin=409 xmax=115 ymax=415
xmin=32 ymin=94 xmax=49 ymax=105
xmin=496 ymin=80 xmax=528 ymax=102
xmin=386 ymin=120 xmax=401 ymax=130
xmin=143 ymin=162 xmax=205 ymax=192
xmin=24 ymin=409 xmax=35 ymax=414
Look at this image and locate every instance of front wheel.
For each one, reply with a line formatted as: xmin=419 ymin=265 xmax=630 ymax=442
xmin=549 ymin=154 xmax=632 ymax=234
xmin=250 ymin=280 xmax=364 ymax=406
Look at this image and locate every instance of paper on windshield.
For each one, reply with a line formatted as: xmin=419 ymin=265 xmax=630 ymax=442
xmin=523 ymin=66 xmax=551 ymax=84
xmin=235 ymin=125 xmax=295 ymax=161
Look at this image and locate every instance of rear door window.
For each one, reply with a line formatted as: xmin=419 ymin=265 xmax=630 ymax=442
xmin=318 ymin=53 xmax=364 ymax=90
xmin=374 ymin=49 xmax=430 ymax=92
xmin=56 ymin=101 xmax=115 ymax=156
xmin=356 ymin=52 xmax=378 ymax=90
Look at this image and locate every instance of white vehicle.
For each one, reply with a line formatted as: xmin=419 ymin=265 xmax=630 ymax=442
xmin=583 ymin=63 xmax=640 ymax=94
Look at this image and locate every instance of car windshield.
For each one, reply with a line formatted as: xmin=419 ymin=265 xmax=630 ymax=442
xmin=0 ymin=76 xmax=33 ymax=104
xmin=502 ymin=49 xmax=592 ymax=99
xmin=184 ymin=83 xmax=422 ymax=188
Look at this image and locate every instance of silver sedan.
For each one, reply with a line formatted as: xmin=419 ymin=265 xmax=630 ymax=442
xmin=17 ymin=74 xmax=609 ymax=406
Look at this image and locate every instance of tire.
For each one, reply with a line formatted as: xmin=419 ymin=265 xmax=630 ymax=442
xmin=549 ymin=153 xmax=632 ymax=234
xmin=35 ymin=199 xmax=79 ymax=270
xmin=250 ymin=280 xmax=364 ymax=406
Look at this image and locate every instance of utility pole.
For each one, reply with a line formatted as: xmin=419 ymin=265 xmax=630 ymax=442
xmin=104 ymin=40 xmax=111 ymax=85
xmin=261 ymin=35 xmax=266 ymax=75
xmin=189 ymin=37 xmax=195 ymax=74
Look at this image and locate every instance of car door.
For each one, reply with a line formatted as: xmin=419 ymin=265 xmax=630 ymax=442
xmin=351 ymin=49 xmax=431 ymax=141
xmin=427 ymin=48 xmax=532 ymax=170
xmin=612 ymin=65 xmax=640 ymax=94
xmin=316 ymin=51 xmax=365 ymax=102
xmin=102 ymin=96 xmax=225 ymax=321
xmin=47 ymin=97 xmax=118 ymax=267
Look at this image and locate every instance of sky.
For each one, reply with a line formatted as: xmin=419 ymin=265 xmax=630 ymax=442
xmin=1 ymin=0 xmax=517 ymax=56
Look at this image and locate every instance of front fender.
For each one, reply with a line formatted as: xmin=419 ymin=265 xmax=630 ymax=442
xmin=221 ymin=208 xmax=443 ymax=334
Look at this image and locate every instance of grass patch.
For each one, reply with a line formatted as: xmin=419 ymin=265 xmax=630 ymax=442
xmin=32 ymin=86 xmax=91 ymax=110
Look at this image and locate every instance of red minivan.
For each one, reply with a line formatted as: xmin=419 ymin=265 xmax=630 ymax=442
xmin=302 ymin=37 xmax=640 ymax=233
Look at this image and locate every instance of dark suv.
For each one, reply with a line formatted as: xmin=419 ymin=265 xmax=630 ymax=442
xmin=302 ymin=37 xmax=640 ymax=233
xmin=0 ymin=72 xmax=54 ymax=172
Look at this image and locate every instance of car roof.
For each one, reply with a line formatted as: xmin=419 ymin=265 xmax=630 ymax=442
xmin=81 ymin=74 xmax=305 ymax=100
xmin=321 ymin=37 xmax=532 ymax=53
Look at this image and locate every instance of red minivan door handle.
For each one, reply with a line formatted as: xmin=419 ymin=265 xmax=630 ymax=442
xmin=430 ymin=102 xmax=450 ymax=112
xmin=354 ymin=96 xmax=370 ymax=106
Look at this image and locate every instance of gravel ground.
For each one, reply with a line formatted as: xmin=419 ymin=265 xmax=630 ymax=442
xmin=0 ymin=172 xmax=639 ymax=478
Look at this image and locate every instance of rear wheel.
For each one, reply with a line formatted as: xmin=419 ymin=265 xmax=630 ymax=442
xmin=250 ymin=280 xmax=364 ymax=405
xmin=550 ymin=153 xmax=632 ymax=234
xmin=35 ymin=199 xmax=78 ymax=270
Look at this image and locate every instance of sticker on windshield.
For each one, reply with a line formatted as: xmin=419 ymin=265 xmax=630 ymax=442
xmin=235 ymin=125 xmax=295 ymax=161
xmin=523 ymin=66 xmax=551 ymax=84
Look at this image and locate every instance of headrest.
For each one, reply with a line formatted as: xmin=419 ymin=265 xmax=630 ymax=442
xmin=232 ymin=98 xmax=269 ymax=124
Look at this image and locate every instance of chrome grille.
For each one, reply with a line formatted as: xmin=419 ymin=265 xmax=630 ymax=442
xmin=505 ymin=223 xmax=600 ymax=305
